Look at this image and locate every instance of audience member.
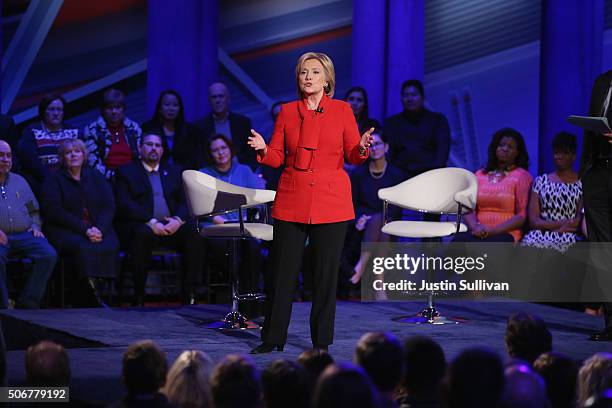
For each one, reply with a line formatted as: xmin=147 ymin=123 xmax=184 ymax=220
xmin=200 ymin=134 xmax=264 ymax=206
xmin=343 ymin=130 xmax=404 ymax=288
xmin=17 ymin=94 xmax=79 ymax=191
xmin=210 ymin=354 xmax=262 ymax=408
xmin=522 ymin=132 xmax=583 ymax=252
xmin=578 ymin=353 xmax=612 ymax=407
xmin=162 ymin=349 xmax=213 ymax=408
xmin=395 ymin=335 xmax=446 ymax=408
xmin=114 ymin=133 xmax=202 ymax=306
xmin=345 ymin=86 xmax=381 ymax=134
xmin=456 ymin=127 xmax=533 ymax=242
xmin=505 ymin=312 xmax=553 ymax=365
xmin=384 ymin=79 xmax=450 ymax=179
xmin=25 ymin=340 xmax=70 ymax=387
xmin=84 ymin=88 xmax=141 ymax=179
xmin=41 ymin=139 xmax=119 ymax=305
xmin=109 ymin=340 xmax=171 ymax=408
xmin=297 ymin=349 xmax=335 ymax=393
xmin=262 ymin=359 xmax=309 ymax=408
xmin=533 ymin=351 xmax=578 ymax=408
xmin=501 ymin=363 xmax=548 ymax=408
xmin=445 ymin=347 xmax=505 ymax=408
xmin=196 ymin=82 xmax=256 ymax=170
xmin=313 ymin=362 xmax=381 ymax=408
xmin=0 ymin=140 xmax=56 ymax=309
xmin=142 ymin=89 xmax=202 ymax=169
xmin=354 ymin=332 xmax=402 ymax=408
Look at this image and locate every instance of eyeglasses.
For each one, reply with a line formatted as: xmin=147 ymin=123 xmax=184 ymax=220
xmin=370 ymin=142 xmax=385 ymax=149
xmin=211 ymin=146 xmax=230 ymax=154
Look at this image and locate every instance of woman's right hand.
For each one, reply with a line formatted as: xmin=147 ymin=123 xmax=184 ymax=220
xmin=248 ymin=129 xmax=267 ymax=153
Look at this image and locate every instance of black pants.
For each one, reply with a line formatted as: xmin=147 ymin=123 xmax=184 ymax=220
xmin=262 ymin=219 xmax=348 ymax=346
xmin=121 ymin=222 xmax=202 ymax=302
xmin=582 ymin=165 xmax=612 ymax=331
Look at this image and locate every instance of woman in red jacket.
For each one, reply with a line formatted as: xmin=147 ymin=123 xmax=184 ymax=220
xmin=248 ymin=52 xmax=374 ymax=353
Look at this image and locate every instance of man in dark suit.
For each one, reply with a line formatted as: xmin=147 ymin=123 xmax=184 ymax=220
xmin=196 ymin=82 xmax=257 ymax=170
xmin=114 ymin=133 xmax=202 ymax=306
xmin=581 ymin=69 xmax=612 ymax=341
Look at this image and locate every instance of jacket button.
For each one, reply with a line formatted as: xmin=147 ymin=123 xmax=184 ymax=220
xmin=309 ymin=182 xmax=315 ymax=187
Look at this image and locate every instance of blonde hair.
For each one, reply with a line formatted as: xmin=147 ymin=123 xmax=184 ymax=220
xmin=577 ymin=352 xmax=612 ymax=406
xmin=295 ymin=52 xmax=336 ymax=99
xmin=162 ymin=350 xmax=213 ymax=408
xmin=58 ymin=139 xmax=87 ymax=168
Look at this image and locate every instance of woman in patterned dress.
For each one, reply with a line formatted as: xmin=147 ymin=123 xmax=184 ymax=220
xmin=455 ymin=128 xmax=533 ymax=242
xmin=522 ymin=132 xmax=583 ymax=253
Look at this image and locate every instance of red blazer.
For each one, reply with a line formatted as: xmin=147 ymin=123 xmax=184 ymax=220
xmin=258 ymin=95 xmax=368 ymax=224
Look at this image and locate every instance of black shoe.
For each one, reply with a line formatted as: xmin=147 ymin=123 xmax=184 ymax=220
xmin=312 ymin=345 xmax=329 ymax=352
xmin=250 ymin=343 xmax=284 ymax=354
xmin=589 ymin=330 xmax=612 ymax=341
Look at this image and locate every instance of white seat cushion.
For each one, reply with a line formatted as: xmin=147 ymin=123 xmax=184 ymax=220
xmin=382 ymin=221 xmax=467 ymax=238
xmin=199 ymin=223 xmax=274 ymax=241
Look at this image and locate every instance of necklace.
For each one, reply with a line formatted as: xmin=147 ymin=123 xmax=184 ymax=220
xmin=369 ymin=161 xmax=387 ymax=179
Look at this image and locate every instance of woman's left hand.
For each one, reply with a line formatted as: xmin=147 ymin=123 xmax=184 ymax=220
xmin=359 ymin=127 xmax=375 ymax=152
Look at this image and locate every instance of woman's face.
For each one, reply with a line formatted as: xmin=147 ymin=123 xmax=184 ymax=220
xmin=102 ymin=103 xmax=125 ymax=126
xmin=210 ymin=138 xmax=232 ymax=167
xmin=63 ymin=145 xmax=85 ymax=170
xmin=495 ymin=136 xmax=519 ymax=167
xmin=553 ymin=148 xmax=575 ymax=170
xmin=160 ymin=93 xmax=180 ymax=122
xmin=369 ymin=134 xmax=387 ymax=160
xmin=44 ymin=99 xmax=64 ymax=128
xmin=346 ymin=90 xmax=365 ymax=117
xmin=298 ymin=59 xmax=327 ymax=97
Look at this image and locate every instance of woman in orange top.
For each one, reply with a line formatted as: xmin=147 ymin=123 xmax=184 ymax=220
xmin=248 ymin=52 xmax=373 ymax=353
xmin=459 ymin=128 xmax=533 ymax=242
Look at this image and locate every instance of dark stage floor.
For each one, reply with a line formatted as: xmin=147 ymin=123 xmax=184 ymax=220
xmin=2 ymin=300 xmax=610 ymax=404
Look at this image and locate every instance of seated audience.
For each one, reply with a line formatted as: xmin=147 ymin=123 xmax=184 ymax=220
xmin=456 ymin=127 xmax=532 ymax=242
xmin=345 ymin=86 xmax=381 ymax=134
xmin=522 ymin=132 xmax=583 ymax=252
xmin=162 ymin=350 xmax=213 ymax=408
xmin=533 ymin=351 xmax=578 ymax=408
xmin=17 ymin=94 xmax=79 ymax=192
xmin=501 ymin=363 xmax=548 ymax=408
xmin=297 ymin=349 xmax=335 ymax=394
xmin=114 ymin=133 xmax=202 ymax=306
xmin=196 ymin=82 xmax=256 ymax=170
xmin=210 ymin=354 xmax=262 ymax=408
xmin=25 ymin=340 xmax=70 ymax=387
xmin=142 ymin=90 xmax=202 ymax=169
xmin=505 ymin=312 xmax=552 ymax=365
xmin=577 ymin=352 xmax=612 ymax=407
xmin=262 ymin=359 xmax=309 ymax=408
xmin=313 ymin=362 xmax=380 ymax=408
xmin=445 ymin=347 xmax=505 ymax=408
xmin=0 ymin=140 xmax=56 ymax=309
xmin=83 ymin=88 xmax=141 ymax=179
xmin=354 ymin=332 xmax=402 ymax=408
xmin=395 ymin=335 xmax=446 ymax=408
xmin=343 ymin=130 xmax=404 ymax=287
xmin=41 ymin=139 xmax=119 ymax=305
xmin=109 ymin=340 xmax=172 ymax=408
